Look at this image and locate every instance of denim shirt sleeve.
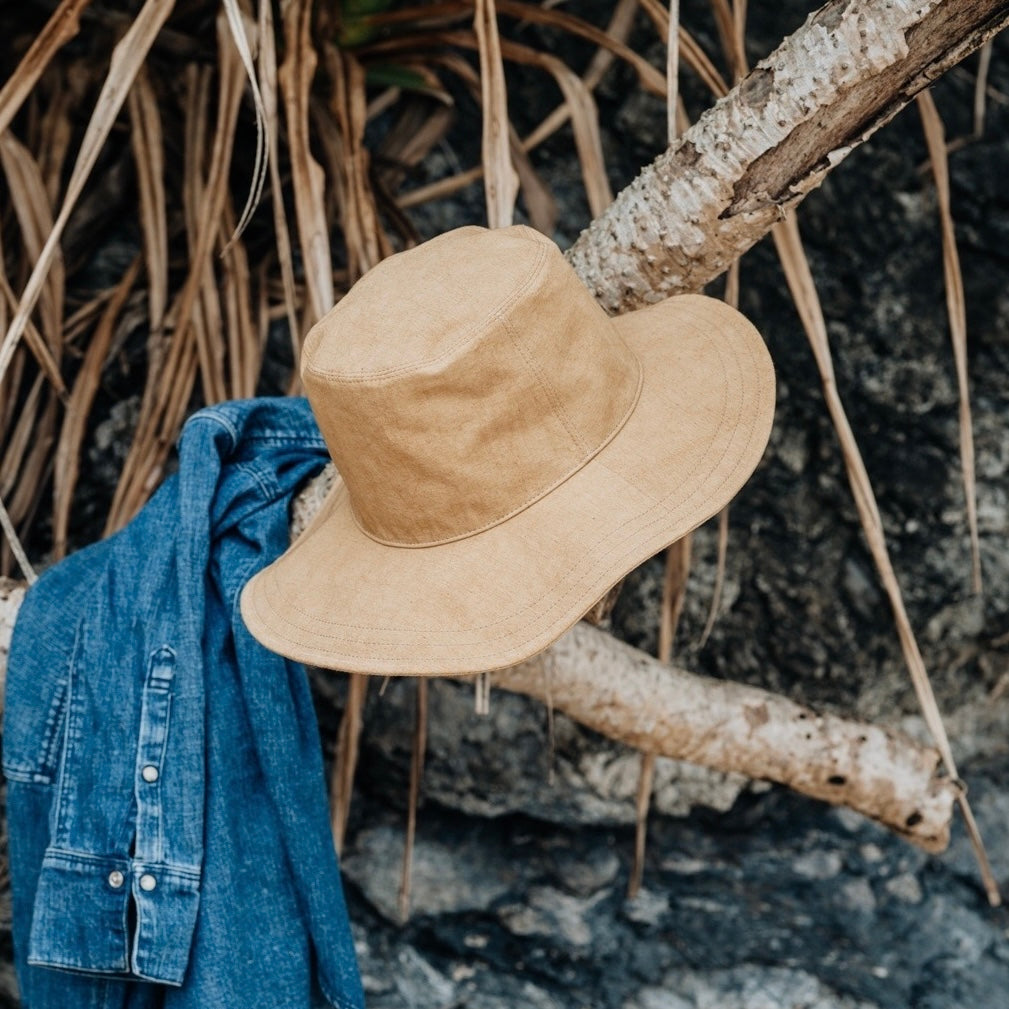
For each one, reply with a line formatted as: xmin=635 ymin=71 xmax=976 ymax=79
xmin=6 ymin=473 xmax=205 ymax=983
xmin=3 ymin=397 xmax=363 ymax=1008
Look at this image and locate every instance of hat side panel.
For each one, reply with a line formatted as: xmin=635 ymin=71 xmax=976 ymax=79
xmin=306 ymin=316 xmax=589 ymax=546
xmin=503 ymin=254 xmax=641 ymax=457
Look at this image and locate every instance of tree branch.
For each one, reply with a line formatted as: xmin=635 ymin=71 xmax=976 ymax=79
xmin=567 ymin=0 xmax=1009 ymax=312
xmin=489 ymin=621 xmax=956 ymax=852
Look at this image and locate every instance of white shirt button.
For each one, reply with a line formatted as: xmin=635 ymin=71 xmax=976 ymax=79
xmin=139 ymin=873 xmax=157 ymax=892
xmin=141 ymin=765 xmax=159 ymax=783
xmin=108 ymin=870 xmax=125 ymax=889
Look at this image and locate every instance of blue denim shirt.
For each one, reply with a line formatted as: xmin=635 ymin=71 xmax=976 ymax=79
xmin=2 ymin=398 xmax=365 ymax=1009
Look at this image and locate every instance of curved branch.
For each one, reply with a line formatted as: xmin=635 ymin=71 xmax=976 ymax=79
xmin=490 ymin=622 xmax=955 ymax=852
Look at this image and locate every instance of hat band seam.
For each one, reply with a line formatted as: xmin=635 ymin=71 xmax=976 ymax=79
xmin=304 ymin=244 xmax=549 ymax=384
xmin=347 ymin=348 xmax=645 ymax=549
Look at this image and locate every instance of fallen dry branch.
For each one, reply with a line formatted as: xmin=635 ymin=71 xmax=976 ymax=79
xmin=0 ymin=567 xmax=957 ymax=852
xmin=490 ymin=622 xmax=956 ymax=853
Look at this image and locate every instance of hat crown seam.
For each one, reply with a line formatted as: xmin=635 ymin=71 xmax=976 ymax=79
xmin=501 ymin=311 xmax=591 ymax=458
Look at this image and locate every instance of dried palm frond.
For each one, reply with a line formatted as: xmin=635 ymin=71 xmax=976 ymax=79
xmin=917 ymin=90 xmax=981 ymax=594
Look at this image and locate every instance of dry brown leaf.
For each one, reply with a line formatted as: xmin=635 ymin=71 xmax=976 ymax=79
xmin=659 ymin=534 xmax=692 ymax=662
xmin=127 ymin=67 xmax=168 ymax=339
xmin=391 ymin=31 xmax=610 ymax=217
xmin=628 ymin=750 xmax=655 ymax=900
xmin=0 ymin=0 xmax=93 ymax=139
xmin=257 ymin=0 xmax=301 ymax=379
xmin=696 ymin=257 xmax=740 ymax=648
xmin=0 ymin=272 xmax=65 ymax=397
xmin=632 ymin=510 xmax=692 ymax=898
xmin=143 ymin=13 xmax=243 ymax=413
xmin=486 ymin=0 xmax=668 ymax=97
xmin=0 ymin=133 xmax=64 ymax=349
xmin=584 ymin=0 xmax=639 ymax=91
xmin=0 ymin=376 xmax=45 ymax=501
xmin=974 ymin=40 xmax=993 ymax=138
xmin=106 ymin=65 xmax=207 ymax=533
xmin=0 ymin=492 xmax=35 ymax=583
xmin=398 ymin=678 xmax=428 ymax=922
xmin=62 ymin=289 xmax=116 ymax=346
xmin=36 ymin=62 xmax=89 ymax=207
xmin=475 ymin=0 xmax=518 ymax=228
xmin=321 ymin=45 xmax=389 ymax=279
xmin=331 ymin=673 xmax=368 ymax=856
xmin=502 ymin=40 xmax=612 ymax=217
xmin=366 ymin=85 xmax=404 ymax=122
xmin=52 ymin=257 xmax=140 ymax=558
xmin=173 ymin=12 xmax=246 ymax=404
xmin=220 ymin=0 xmax=268 ymax=245
xmin=279 ymin=0 xmax=335 ymax=325
xmin=399 ymin=0 xmax=634 ymax=217
xmin=509 ymin=124 xmax=558 ymax=235
xmin=772 ymin=209 xmax=999 ymax=908
xmin=917 ymin=90 xmax=981 ymax=594
xmin=666 ymin=0 xmax=680 ymax=145
xmin=365 ymin=4 xmax=666 ymax=98
xmin=220 ymin=198 xmax=258 ymax=400
xmin=376 ymin=100 xmax=455 ymax=191
xmin=180 ymin=63 xmax=224 ymax=405
xmin=0 ymin=0 xmax=176 ymax=391
xmin=708 ymin=0 xmax=746 ymax=82
xmin=0 ymin=352 xmax=25 ymax=439
xmin=638 ymin=0 xmax=729 ymax=98
xmin=698 ymin=504 xmax=730 ymax=648
xmin=5 ymin=393 xmax=56 ymax=549
xmin=418 ymin=51 xmax=555 ymax=233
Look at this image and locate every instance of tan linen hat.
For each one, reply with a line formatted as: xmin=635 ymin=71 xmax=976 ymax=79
xmin=241 ymin=225 xmax=775 ymax=675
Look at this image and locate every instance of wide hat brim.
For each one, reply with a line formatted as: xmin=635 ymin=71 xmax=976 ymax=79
xmin=241 ymin=294 xmax=774 ymax=675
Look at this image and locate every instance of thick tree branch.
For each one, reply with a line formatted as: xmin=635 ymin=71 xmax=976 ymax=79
xmin=490 ymin=622 xmax=956 ymax=852
xmin=567 ymin=0 xmax=1009 ymax=311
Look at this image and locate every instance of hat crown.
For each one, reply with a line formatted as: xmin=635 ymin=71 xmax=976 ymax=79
xmin=302 ymin=226 xmax=642 ymax=546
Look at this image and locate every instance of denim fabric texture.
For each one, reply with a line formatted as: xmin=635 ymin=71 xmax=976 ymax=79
xmin=2 ymin=398 xmax=365 ymax=1009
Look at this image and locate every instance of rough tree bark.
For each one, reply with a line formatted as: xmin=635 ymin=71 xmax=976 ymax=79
xmin=2 ymin=0 xmax=1003 ymax=852
xmin=569 ymin=0 xmax=1009 ymax=311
